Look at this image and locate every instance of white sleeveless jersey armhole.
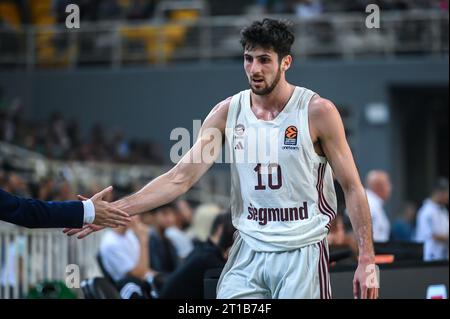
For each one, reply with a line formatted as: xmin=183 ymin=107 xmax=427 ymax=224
xmin=226 ymin=92 xmax=245 ymax=223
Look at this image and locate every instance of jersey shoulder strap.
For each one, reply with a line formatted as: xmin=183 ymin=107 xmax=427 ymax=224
xmin=226 ymin=90 xmax=245 ymax=129
xmin=225 ymin=90 xmax=246 ymax=153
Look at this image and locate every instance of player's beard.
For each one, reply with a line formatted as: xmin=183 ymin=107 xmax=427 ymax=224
xmin=250 ymin=67 xmax=282 ymax=96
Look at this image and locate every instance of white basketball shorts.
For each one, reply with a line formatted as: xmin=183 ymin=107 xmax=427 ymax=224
xmin=216 ymin=233 xmax=332 ymax=299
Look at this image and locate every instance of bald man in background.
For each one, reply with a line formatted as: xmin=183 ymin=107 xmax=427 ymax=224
xmin=365 ymin=170 xmax=392 ymax=243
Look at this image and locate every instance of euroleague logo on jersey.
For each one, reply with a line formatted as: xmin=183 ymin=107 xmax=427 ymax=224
xmin=284 ymin=126 xmax=298 ymax=145
xmin=283 ymin=125 xmax=300 ymax=150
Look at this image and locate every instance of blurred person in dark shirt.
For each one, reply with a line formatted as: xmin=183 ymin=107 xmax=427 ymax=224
xmin=165 ymin=199 xmax=194 ymax=260
xmin=99 ymin=214 xmax=157 ymax=299
xmin=2 ymin=172 xmax=30 ymax=197
xmin=148 ymin=203 xmax=179 ymax=274
xmin=392 ymin=202 xmax=417 ymax=242
xmin=160 ymin=211 xmax=236 ymax=299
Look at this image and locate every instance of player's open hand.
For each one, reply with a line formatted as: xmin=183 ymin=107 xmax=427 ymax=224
xmin=353 ymin=261 xmax=379 ymax=299
xmin=89 ymin=186 xmax=131 ymax=228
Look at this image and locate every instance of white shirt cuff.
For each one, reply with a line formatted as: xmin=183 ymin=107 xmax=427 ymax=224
xmin=82 ymin=199 xmax=96 ymax=224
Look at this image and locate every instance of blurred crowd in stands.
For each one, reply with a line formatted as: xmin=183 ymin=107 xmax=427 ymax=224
xmin=0 ymin=162 xmax=232 ymax=299
xmin=252 ymin=0 xmax=448 ymax=16
xmin=97 ymin=198 xmax=233 ymax=299
xmin=0 ymin=0 xmax=448 ymax=28
xmin=0 ymin=0 xmax=447 ymax=69
xmin=0 ymin=97 xmax=165 ymax=165
xmin=48 ymin=0 xmax=450 ymax=21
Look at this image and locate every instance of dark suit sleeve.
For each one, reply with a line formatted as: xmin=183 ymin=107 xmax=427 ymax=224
xmin=0 ymin=188 xmax=84 ymax=228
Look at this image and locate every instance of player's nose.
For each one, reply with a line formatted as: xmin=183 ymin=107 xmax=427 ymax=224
xmin=249 ymin=61 xmax=262 ymax=74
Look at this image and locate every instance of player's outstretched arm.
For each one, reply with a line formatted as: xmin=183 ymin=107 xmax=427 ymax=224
xmin=309 ymin=96 xmax=378 ymax=299
xmin=64 ymin=98 xmax=230 ymax=238
xmin=112 ymin=98 xmax=230 ymax=216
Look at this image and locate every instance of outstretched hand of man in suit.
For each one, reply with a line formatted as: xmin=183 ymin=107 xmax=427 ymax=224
xmin=63 ymin=186 xmax=131 ymax=238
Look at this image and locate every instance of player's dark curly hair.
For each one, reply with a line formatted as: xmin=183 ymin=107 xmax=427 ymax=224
xmin=240 ymin=18 xmax=295 ymax=61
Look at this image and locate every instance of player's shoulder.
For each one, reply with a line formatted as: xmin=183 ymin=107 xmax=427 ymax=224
xmin=308 ymin=94 xmax=338 ymax=119
xmin=202 ymin=97 xmax=233 ymax=131
xmin=212 ymin=96 xmax=232 ymax=113
xmin=307 ymin=94 xmax=342 ymax=136
xmin=209 ymin=96 xmax=232 ymax=120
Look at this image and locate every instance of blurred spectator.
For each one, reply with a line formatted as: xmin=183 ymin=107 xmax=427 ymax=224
xmin=176 ymin=199 xmax=194 ymax=229
xmin=99 ymin=215 xmax=156 ymax=298
xmin=160 ymin=211 xmax=236 ymax=299
xmin=327 ymin=215 xmax=358 ymax=259
xmin=365 ymin=170 xmax=392 ymax=243
xmin=53 ymin=180 xmax=75 ymax=201
xmin=0 ymin=98 xmax=165 ymax=165
xmin=2 ymin=172 xmax=30 ymax=197
xmin=165 ymin=199 xmax=194 ymax=260
xmin=53 ymin=0 xmax=72 ymax=24
xmin=98 ymin=0 xmax=123 ymax=21
xmin=415 ymin=178 xmax=449 ymax=261
xmin=126 ymin=0 xmax=156 ymax=20
xmin=0 ymin=168 xmax=6 ymax=188
xmin=1 ymin=98 xmax=23 ymax=144
xmin=361 ymin=0 xmax=409 ymax=11
xmin=49 ymin=112 xmax=71 ymax=157
xmin=111 ymin=130 xmax=130 ymax=162
xmin=66 ymin=119 xmax=81 ymax=160
xmin=294 ymin=0 xmax=323 ymax=18
xmin=89 ymin=122 xmax=109 ymax=161
xmin=37 ymin=177 xmax=56 ymax=201
xmin=392 ymin=202 xmax=417 ymax=242
xmin=148 ymin=203 xmax=179 ymax=274
xmin=439 ymin=0 xmax=449 ymax=10
xmin=255 ymin=0 xmax=297 ymax=14
xmin=0 ymin=235 xmax=26 ymax=297
xmin=389 ymin=0 xmax=410 ymax=10
xmin=139 ymin=209 xmax=154 ymax=226
xmin=187 ymin=203 xmax=223 ymax=244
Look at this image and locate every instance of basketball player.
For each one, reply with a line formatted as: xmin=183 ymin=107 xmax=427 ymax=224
xmin=66 ymin=19 xmax=378 ymax=299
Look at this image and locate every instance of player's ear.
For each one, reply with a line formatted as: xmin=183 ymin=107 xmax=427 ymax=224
xmin=281 ymin=55 xmax=292 ymax=72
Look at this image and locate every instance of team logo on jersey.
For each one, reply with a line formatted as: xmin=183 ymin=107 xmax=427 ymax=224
xmin=234 ymin=124 xmax=245 ymax=137
xmin=284 ymin=126 xmax=298 ymax=146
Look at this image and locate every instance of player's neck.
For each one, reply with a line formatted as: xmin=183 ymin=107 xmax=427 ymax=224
xmin=251 ymin=81 xmax=294 ymax=111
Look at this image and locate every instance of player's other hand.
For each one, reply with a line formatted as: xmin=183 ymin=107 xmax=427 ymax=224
xmin=63 ymin=224 xmax=104 ymax=239
xmin=353 ymin=261 xmax=379 ymax=299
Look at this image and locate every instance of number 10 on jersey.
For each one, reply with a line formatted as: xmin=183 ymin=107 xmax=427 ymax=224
xmin=254 ymin=163 xmax=283 ymax=190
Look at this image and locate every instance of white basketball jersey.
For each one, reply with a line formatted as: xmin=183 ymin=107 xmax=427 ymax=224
xmin=225 ymin=86 xmax=337 ymax=252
